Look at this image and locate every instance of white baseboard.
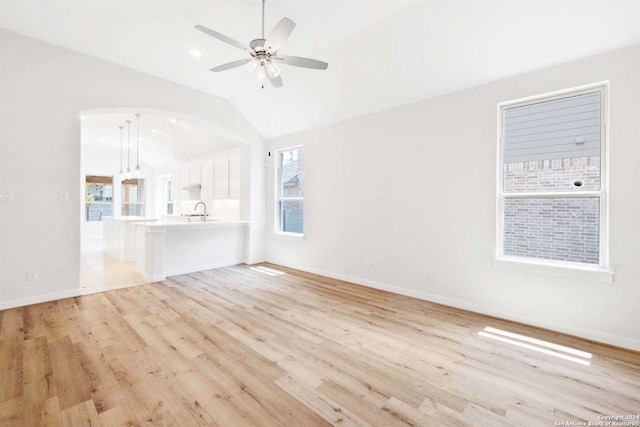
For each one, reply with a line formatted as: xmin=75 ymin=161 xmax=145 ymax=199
xmin=267 ymin=259 xmax=640 ymax=352
xmin=0 ymin=260 xmax=245 ymax=310
xmin=0 ymin=288 xmax=83 ymax=311
xmin=4 ymin=259 xmax=638 ymax=352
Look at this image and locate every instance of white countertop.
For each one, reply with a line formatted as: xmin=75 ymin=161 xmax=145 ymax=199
xmin=103 ymin=216 xmax=159 ymax=222
xmin=136 ymin=219 xmax=250 ymax=231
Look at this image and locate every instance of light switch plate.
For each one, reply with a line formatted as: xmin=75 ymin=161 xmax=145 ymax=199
xmin=0 ymin=190 xmax=14 ymax=202
xmin=59 ymin=192 xmax=69 ymax=202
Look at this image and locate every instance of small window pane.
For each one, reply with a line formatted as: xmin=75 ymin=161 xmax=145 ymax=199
xmin=85 ymin=175 xmax=113 ymax=221
xmin=121 ymin=178 xmax=145 ymax=216
xmin=503 ymin=92 xmax=601 ymax=193
xmin=503 ymin=197 xmax=600 ymax=264
xmin=279 ymin=200 xmax=303 ymax=233
xmin=166 ymin=180 xmax=174 ymax=215
xmin=279 ymin=148 xmax=304 ymax=198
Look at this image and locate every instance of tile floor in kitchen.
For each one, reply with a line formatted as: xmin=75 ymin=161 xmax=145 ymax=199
xmin=80 ymin=238 xmax=149 ymax=292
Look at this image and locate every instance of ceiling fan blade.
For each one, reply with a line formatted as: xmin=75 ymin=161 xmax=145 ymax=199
xmin=210 ymin=59 xmax=251 ymax=72
xmin=269 ymin=74 xmax=283 ymax=88
xmin=274 ymin=55 xmax=328 ymax=70
xmin=195 ymin=25 xmax=248 ymax=51
xmin=265 ymin=17 xmax=296 ymax=52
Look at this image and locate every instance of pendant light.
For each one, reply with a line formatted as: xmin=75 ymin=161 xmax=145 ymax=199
xmin=118 ymin=126 xmax=124 ymax=178
xmin=125 ymin=120 xmax=132 ymax=179
xmin=134 ymin=114 xmax=142 ymax=177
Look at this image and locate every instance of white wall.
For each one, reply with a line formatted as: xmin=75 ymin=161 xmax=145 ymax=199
xmin=0 ymin=29 xmax=266 ymax=307
xmin=266 ymin=45 xmax=640 ymax=351
xmin=81 ymin=145 xmax=158 ymax=239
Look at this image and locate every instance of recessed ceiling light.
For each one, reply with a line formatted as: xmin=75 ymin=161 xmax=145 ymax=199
xmin=189 ymin=49 xmax=202 ymax=58
xmin=151 ymin=129 xmax=158 ymax=133
xmin=170 ymin=119 xmax=177 ymax=124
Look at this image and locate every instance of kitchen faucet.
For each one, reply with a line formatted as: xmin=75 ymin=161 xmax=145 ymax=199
xmin=194 ymin=201 xmax=207 ymax=222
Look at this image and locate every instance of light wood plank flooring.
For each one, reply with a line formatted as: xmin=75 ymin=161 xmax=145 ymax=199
xmin=1 ymin=263 xmax=639 ymax=426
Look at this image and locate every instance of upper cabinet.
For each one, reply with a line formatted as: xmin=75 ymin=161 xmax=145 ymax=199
xmin=173 ymin=151 xmax=242 ymax=202
xmin=170 ymin=169 xmax=180 ymax=201
xmin=213 ymin=157 xmax=230 ymax=199
xmin=200 ymin=160 xmax=214 ymax=200
xmin=188 ymin=163 xmax=201 ymax=186
xmin=175 ymin=163 xmax=202 ymax=201
xmin=179 ymin=166 xmax=189 ymax=199
xmin=229 ymin=154 xmax=241 ymax=199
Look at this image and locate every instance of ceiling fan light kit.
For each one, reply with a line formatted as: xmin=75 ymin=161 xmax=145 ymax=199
xmin=195 ymin=0 xmax=328 ymax=88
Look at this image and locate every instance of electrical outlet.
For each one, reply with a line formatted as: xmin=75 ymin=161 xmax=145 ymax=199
xmin=365 ymin=180 xmax=379 ymax=190
xmin=27 ymin=269 xmax=39 ymax=281
xmin=364 ymin=259 xmax=377 ymax=269
xmin=426 ymin=271 xmax=433 ymax=279
xmin=59 ymin=191 xmax=69 ymax=202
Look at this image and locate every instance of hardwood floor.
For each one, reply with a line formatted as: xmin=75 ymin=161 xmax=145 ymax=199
xmin=1 ymin=263 xmax=639 ymax=426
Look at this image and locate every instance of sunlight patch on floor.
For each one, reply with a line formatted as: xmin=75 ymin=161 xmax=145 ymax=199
xmin=478 ymin=327 xmax=592 ymax=366
xmin=251 ymin=266 xmax=287 ymax=276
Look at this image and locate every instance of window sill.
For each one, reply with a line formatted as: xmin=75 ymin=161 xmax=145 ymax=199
xmin=493 ymin=257 xmax=614 ymax=284
xmin=273 ymin=232 xmax=304 ymax=242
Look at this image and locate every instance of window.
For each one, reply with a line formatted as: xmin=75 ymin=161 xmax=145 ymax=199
xmin=276 ymin=146 xmax=304 ymax=234
xmin=497 ymin=83 xmax=608 ymax=268
xmin=85 ymin=175 xmax=113 ymax=221
xmin=166 ymin=179 xmax=174 ymax=215
xmin=121 ymin=178 xmax=145 ymax=216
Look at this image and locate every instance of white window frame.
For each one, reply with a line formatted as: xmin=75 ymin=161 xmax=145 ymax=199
xmin=495 ymin=82 xmax=612 ymax=280
xmin=121 ymin=178 xmax=146 ymax=217
xmin=274 ymin=145 xmax=304 ymax=237
xmin=84 ymin=174 xmax=114 ymax=222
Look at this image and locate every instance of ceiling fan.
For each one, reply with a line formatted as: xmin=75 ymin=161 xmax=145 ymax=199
xmin=195 ymin=0 xmax=328 ymax=88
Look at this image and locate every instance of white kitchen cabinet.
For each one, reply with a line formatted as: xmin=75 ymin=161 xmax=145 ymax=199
xmin=213 ymin=157 xmax=229 ymax=199
xmin=229 ymin=154 xmax=241 ymax=199
xmin=200 ymin=160 xmax=214 ymax=200
xmin=103 ymin=217 xmax=157 ymax=262
xmin=173 ymin=152 xmax=241 ymax=202
xmin=188 ymin=163 xmax=201 ymax=186
xmin=179 ymin=166 xmax=189 ymax=199
xmin=170 ymin=169 xmax=180 ymax=201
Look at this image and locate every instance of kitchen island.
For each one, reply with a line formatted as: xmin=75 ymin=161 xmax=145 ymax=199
xmin=135 ymin=220 xmax=250 ymax=282
xmin=103 ymin=216 xmax=159 ymax=262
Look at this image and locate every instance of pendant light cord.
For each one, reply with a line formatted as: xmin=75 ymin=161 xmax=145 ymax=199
xmin=262 ymin=0 xmax=265 ymax=39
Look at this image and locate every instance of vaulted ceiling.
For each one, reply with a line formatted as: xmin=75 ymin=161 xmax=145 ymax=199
xmin=2 ymin=0 xmax=639 ymax=138
xmin=80 ymin=110 xmax=246 ymax=168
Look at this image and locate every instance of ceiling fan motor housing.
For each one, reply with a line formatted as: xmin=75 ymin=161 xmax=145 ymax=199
xmin=250 ymin=39 xmax=267 ymax=53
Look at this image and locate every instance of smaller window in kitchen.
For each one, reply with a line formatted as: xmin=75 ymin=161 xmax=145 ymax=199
xmin=276 ymin=146 xmax=304 ymax=234
xmin=85 ymin=175 xmax=113 ymax=221
xmin=121 ymin=178 xmax=145 ymax=217
xmin=166 ymin=179 xmax=174 ymax=215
